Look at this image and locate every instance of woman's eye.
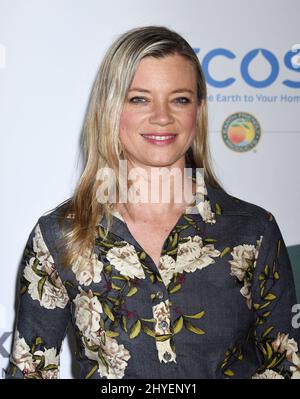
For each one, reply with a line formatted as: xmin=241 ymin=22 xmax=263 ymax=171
xmin=175 ymin=97 xmax=191 ymax=104
xmin=129 ymin=96 xmax=147 ymax=104
xmin=128 ymin=96 xmax=191 ymax=105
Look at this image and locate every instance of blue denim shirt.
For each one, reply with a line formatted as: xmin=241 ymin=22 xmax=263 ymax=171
xmin=5 ymin=170 xmax=300 ymax=379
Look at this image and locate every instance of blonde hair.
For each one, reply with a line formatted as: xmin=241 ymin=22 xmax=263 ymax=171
xmin=53 ymin=25 xmax=223 ymax=268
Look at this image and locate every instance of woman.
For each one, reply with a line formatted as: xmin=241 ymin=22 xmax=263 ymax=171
xmin=6 ymin=26 xmax=300 ymax=379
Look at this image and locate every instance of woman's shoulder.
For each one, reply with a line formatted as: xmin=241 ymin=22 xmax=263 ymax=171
xmin=207 ymin=182 xmax=275 ymax=226
xmin=40 ymin=198 xmax=75 ymax=220
xmin=32 ymin=198 xmax=74 ymax=251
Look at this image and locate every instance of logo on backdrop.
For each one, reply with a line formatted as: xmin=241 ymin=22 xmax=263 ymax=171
xmin=193 ymin=47 xmax=300 ymax=88
xmin=222 ymin=112 xmax=261 ymax=152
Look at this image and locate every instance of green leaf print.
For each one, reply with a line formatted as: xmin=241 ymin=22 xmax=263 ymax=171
xmin=183 ymin=310 xmax=205 ymax=319
xmin=262 ymin=326 xmax=274 ymax=339
xmin=20 ymin=285 xmax=28 ymax=295
xmin=220 ymin=247 xmax=231 ymax=258
xmin=215 ymin=203 xmax=222 ymax=215
xmin=277 ymin=240 xmax=281 ymax=257
xmin=264 ymin=265 xmax=270 ymax=276
xmin=224 ymin=369 xmax=235 ymax=377
xmin=129 ymin=319 xmax=142 ymax=339
xmin=273 ymin=271 xmax=279 ymax=280
xmin=84 ymin=336 xmax=99 ymax=352
xmin=35 ymin=337 xmax=44 ymax=345
xmin=203 ymin=238 xmax=217 ymax=244
xmin=36 ymin=355 xmax=45 ymax=371
xmin=266 ymin=342 xmax=273 ymax=359
xmin=127 ymin=287 xmax=138 ymax=297
xmin=43 ymin=364 xmax=58 ymax=371
xmin=142 ymin=325 xmax=156 ymax=338
xmin=169 ymin=284 xmax=181 ymax=294
xmin=121 ymin=316 xmax=128 ymax=333
xmin=173 ymin=316 xmax=184 ymax=334
xmin=155 ymin=333 xmax=173 ymax=342
xmin=38 ymin=276 xmax=46 ymax=300
xmin=32 ymin=262 xmax=47 ymax=278
xmin=140 ymin=317 xmax=155 ymax=322
xmin=112 ymin=275 xmax=129 ymax=281
xmin=171 ymin=232 xmax=179 ymax=248
xmin=183 ymin=215 xmax=194 ymax=223
xmin=102 ymin=302 xmax=115 ymax=321
xmin=98 ymin=349 xmax=110 ymax=375
xmin=84 ymin=364 xmax=98 ymax=379
xmin=105 ymin=330 xmax=120 ymax=337
xmin=264 ymin=293 xmax=277 ymax=301
xmin=185 ymin=320 xmax=205 ymax=335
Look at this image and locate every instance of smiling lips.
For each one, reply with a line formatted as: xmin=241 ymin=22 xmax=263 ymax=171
xmin=141 ymin=133 xmax=177 ymax=145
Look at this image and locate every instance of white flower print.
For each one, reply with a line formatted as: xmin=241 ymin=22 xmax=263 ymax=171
xmin=196 ymin=200 xmax=216 ymax=224
xmin=158 ymin=255 xmax=176 ymax=287
xmin=252 ymin=369 xmax=284 ymax=379
xmin=185 ymin=172 xmax=216 ymax=224
xmin=23 ymin=225 xmax=69 ymax=310
xmin=240 ymin=281 xmax=252 ymax=309
xmin=73 ymin=289 xmax=131 ymax=379
xmin=195 ymin=173 xmax=207 ymax=198
xmin=73 ymin=288 xmax=104 ymax=345
xmin=24 ymin=257 xmax=69 ymax=310
xmin=106 ymin=242 xmax=146 ymax=280
xmin=10 ymin=330 xmax=60 ymax=379
xmin=228 ymin=236 xmax=263 ymax=309
xmin=85 ymin=336 xmax=131 ymax=379
xmin=252 ymin=332 xmax=300 ymax=380
xmin=229 ymin=244 xmax=257 ymax=281
xmin=157 ymin=236 xmax=220 ymax=287
xmin=290 ymin=352 xmax=300 ymax=379
xmin=175 ymin=235 xmax=221 ymax=275
xmin=229 ymin=236 xmax=263 ymax=281
xmin=10 ymin=331 xmax=35 ymax=374
xmin=32 ymin=224 xmax=55 ymax=271
xmin=271 ymin=332 xmax=298 ymax=361
xmin=72 ymin=247 xmax=104 ymax=286
xmin=34 ymin=347 xmax=59 ymax=379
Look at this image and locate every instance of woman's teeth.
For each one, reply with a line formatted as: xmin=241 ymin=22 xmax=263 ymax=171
xmin=142 ymin=135 xmax=176 ymax=140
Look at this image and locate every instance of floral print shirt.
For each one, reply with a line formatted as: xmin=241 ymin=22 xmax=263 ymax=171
xmin=5 ymin=168 xmax=300 ymax=379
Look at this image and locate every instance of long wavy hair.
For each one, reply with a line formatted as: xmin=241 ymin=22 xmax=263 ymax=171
xmin=52 ymin=25 xmax=223 ymax=268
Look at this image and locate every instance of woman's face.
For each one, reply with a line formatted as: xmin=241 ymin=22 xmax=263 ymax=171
xmin=119 ymin=54 xmax=201 ymax=169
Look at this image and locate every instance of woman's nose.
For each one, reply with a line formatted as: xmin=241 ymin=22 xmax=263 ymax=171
xmin=149 ymin=101 xmax=174 ymax=126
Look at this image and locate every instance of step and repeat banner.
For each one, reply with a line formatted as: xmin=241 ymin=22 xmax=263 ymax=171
xmin=0 ymin=0 xmax=299 ymax=378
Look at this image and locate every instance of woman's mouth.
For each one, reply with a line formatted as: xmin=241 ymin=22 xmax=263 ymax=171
xmin=141 ymin=133 xmax=177 ymax=145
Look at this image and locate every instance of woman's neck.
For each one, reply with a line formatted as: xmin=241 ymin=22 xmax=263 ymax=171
xmin=115 ymin=171 xmax=196 ymax=224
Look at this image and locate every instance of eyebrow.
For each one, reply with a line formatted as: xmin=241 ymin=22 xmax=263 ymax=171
xmin=128 ymin=87 xmax=195 ymax=94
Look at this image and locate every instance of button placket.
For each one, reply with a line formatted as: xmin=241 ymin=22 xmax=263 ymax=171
xmin=152 ymin=297 xmax=177 ymax=364
xmin=142 ymin=235 xmax=179 ymax=364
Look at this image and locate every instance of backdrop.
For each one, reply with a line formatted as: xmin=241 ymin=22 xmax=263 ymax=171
xmin=1 ymin=0 xmax=299 ymax=378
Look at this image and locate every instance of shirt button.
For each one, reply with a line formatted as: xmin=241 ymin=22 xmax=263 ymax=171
xmin=156 ymin=291 xmax=163 ymax=299
xmin=163 ymin=351 xmax=172 ymax=361
xmin=159 ymin=320 xmax=168 ymax=329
